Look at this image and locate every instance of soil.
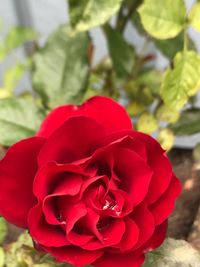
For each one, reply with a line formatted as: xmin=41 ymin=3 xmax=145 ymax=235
xmin=168 ymin=149 xmax=200 ymax=250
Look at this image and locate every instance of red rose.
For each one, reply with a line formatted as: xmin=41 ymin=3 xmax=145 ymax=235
xmin=0 ymin=96 xmax=181 ymax=267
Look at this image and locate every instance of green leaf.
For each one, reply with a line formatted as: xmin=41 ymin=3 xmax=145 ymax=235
xmin=132 ymin=9 xmax=146 ymax=35
xmin=69 ymin=0 xmax=123 ymax=32
xmin=138 ymin=0 xmax=186 ymax=39
xmin=154 ymin=33 xmax=195 ymax=59
xmin=161 ymin=51 xmax=200 ymax=111
xmin=137 ymin=113 xmax=158 ymax=133
xmin=0 ymin=218 xmax=7 ymax=245
xmin=0 ymin=97 xmax=45 ymax=146
xmin=5 ymin=26 xmax=37 ymax=51
xmin=189 ymin=2 xmax=200 ymax=32
xmin=104 ymin=25 xmax=135 ymax=78
xmin=170 ymin=108 xmax=200 ymax=136
xmin=136 ymin=70 xmax=162 ymax=95
xmin=33 ymin=26 xmax=90 ymax=108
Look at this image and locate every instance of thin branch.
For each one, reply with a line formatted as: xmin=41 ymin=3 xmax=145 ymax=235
xmin=117 ymin=0 xmax=143 ymax=33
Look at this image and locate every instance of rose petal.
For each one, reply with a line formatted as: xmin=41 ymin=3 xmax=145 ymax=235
xmin=43 ymin=245 xmax=103 ymax=267
xmin=38 ymin=116 xmax=107 ymax=165
xmin=28 ymin=203 xmax=68 ymax=247
xmin=43 ymin=196 xmax=60 ymax=225
xmin=82 ymin=219 xmax=125 ymax=250
xmin=131 ymin=203 xmax=155 ymax=249
xmin=0 ymin=137 xmax=45 ymax=228
xmin=109 ymin=131 xmax=173 ymax=204
xmin=143 ymin=220 xmax=168 ymax=252
xmin=149 ymin=175 xmax=181 ymax=225
xmin=67 ymin=226 xmax=93 ymax=246
xmin=113 ymin=148 xmax=153 ymax=206
xmin=37 ymin=96 xmax=132 ymax=138
xmin=80 ymin=208 xmax=102 ymax=241
xmin=118 ymin=217 xmax=139 ymax=252
xmin=61 ymin=202 xmax=87 ymax=234
xmin=93 ymin=251 xmax=145 ymax=267
xmin=33 ymin=162 xmax=83 ymax=200
xmin=126 ymin=132 xmax=173 ymax=204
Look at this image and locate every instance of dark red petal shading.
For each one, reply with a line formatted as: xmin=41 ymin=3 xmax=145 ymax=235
xmin=0 ymin=137 xmax=45 ymax=228
xmin=28 ymin=203 xmax=68 ymax=247
xmin=109 ymin=131 xmax=173 ymax=204
xmin=37 ymin=96 xmax=132 ymax=138
xmin=118 ymin=217 xmax=139 ymax=252
xmin=82 ymin=219 xmax=125 ymax=250
xmin=131 ymin=203 xmax=155 ymax=250
xmin=43 ymin=245 xmax=103 ymax=267
xmin=114 ymin=148 xmax=153 ymax=206
xmin=63 ymin=202 xmax=87 ymax=234
xmin=33 ymin=162 xmax=83 ymax=200
xmin=38 ymin=116 xmax=107 ymax=165
xmin=125 ymin=132 xmax=172 ymax=204
xmin=93 ymin=251 xmax=145 ymax=267
xmin=149 ymin=175 xmax=181 ymax=225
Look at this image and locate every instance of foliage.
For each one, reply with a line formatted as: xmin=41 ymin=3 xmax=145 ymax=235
xmin=33 ymin=26 xmax=90 ymax=109
xmin=0 ymin=97 xmax=45 ymax=146
xmin=1 ymin=0 xmax=200 ymax=148
xmin=68 ymin=0 xmax=123 ymax=32
xmin=138 ymin=0 xmax=186 ymax=39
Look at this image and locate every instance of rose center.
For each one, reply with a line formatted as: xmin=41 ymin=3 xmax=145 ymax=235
xmin=102 ymin=197 xmax=121 ymax=216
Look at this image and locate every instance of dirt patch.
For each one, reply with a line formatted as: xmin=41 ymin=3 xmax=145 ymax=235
xmin=168 ymin=149 xmax=200 ymax=250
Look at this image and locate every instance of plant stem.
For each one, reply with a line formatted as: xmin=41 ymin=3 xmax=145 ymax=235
xmin=116 ymin=0 xmax=143 ymax=33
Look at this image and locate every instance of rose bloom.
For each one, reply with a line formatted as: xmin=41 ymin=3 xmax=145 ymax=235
xmin=0 ymin=97 xmax=181 ymax=267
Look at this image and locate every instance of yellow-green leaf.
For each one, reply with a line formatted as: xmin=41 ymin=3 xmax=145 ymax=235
xmin=158 ymin=128 xmax=175 ymax=151
xmin=0 ymin=89 xmax=11 ymax=99
xmin=0 ymin=248 xmax=5 ymax=267
xmin=5 ymin=27 xmax=37 ymax=51
xmin=189 ymin=2 xmax=200 ymax=32
xmin=69 ymin=0 xmax=123 ymax=32
xmin=4 ymin=63 xmax=25 ymax=93
xmin=138 ymin=0 xmax=186 ymax=39
xmin=127 ymin=102 xmax=145 ymax=116
xmin=161 ymin=51 xmax=200 ymax=110
xmin=156 ymin=105 xmax=180 ymax=123
xmin=137 ymin=113 xmax=158 ymax=134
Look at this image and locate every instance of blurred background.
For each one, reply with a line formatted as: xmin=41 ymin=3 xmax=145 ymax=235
xmin=1 ymin=0 xmax=200 ymax=148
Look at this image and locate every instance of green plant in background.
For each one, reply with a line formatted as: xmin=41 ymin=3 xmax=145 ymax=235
xmin=1 ymin=0 xmax=200 ymax=150
xmin=0 ymin=23 xmax=46 ymax=146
